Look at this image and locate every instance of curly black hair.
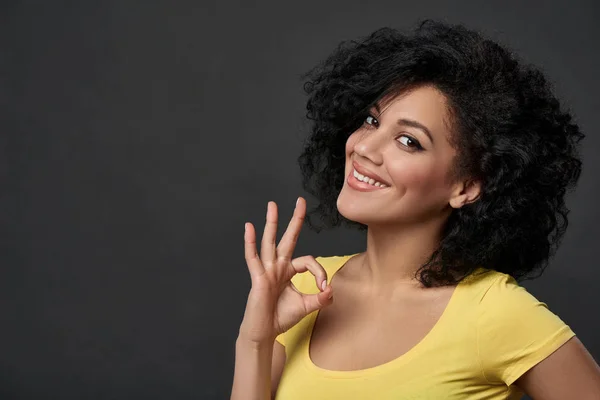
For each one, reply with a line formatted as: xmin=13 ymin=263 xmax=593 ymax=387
xmin=297 ymin=19 xmax=584 ymax=287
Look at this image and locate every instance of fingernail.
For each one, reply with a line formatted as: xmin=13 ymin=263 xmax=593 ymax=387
xmin=296 ymin=197 xmax=300 ymax=207
xmin=327 ymin=290 xmax=333 ymax=299
xmin=321 ymin=280 xmax=327 ymax=291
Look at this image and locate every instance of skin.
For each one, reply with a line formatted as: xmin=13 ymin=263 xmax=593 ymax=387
xmin=336 ymin=84 xmax=480 ymax=292
xmin=333 ymin=84 xmax=600 ymax=397
xmin=302 ymin=85 xmax=482 ymax=374
xmin=239 ymin=84 xmax=600 ymax=398
xmin=233 ymin=199 xmax=332 ymax=400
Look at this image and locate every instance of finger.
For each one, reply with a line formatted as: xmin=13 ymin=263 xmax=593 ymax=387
xmin=260 ymin=201 xmax=278 ymax=265
xmin=276 ymin=197 xmax=306 ymax=261
xmin=244 ymin=222 xmax=265 ymax=279
xmin=290 ymin=255 xmax=328 ymax=293
xmin=302 ymin=286 xmax=334 ymax=314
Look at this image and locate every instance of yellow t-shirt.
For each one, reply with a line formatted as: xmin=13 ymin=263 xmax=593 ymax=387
xmin=274 ymin=254 xmax=575 ymax=400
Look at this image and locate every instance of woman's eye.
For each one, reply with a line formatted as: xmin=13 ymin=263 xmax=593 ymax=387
xmin=397 ymin=135 xmax=423 ymax=150
xmin=364 ymin=115 xmax=378 ymax=127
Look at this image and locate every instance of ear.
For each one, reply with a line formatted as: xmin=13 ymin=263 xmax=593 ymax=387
xmin=449 ymin=179 xmax=482 ymax=209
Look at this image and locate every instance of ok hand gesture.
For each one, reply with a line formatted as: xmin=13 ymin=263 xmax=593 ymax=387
xmin=238 ymin=197 xmax=333 ymax=344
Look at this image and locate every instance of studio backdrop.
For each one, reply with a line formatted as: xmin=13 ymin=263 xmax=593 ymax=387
xmin=1 ymin=0 xmax=598 ymax=399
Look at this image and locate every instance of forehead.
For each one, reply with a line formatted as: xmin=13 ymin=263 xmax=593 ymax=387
xmin=376 ymin=85 xmax=453 ymax=137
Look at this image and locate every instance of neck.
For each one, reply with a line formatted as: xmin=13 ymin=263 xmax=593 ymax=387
xmin=359 ymin=213 xmax=448 ymax=294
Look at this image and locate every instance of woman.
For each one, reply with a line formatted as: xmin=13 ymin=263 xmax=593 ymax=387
xmin=231 ymin=20 xmax=600 ymax=399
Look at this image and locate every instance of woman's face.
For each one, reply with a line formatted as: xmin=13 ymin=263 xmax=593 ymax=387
xmin=337 ymin=85 xmax=464 ymax=227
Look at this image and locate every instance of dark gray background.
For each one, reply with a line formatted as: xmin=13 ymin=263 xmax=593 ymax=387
xmin=1 ymin=1 xmax=598 ymax=399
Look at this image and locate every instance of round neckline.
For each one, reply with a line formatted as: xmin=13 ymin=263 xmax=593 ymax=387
xmin=303 ymin=253 xmax=467 ymax=378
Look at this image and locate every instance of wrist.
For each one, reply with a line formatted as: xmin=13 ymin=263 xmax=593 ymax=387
xmin=236 ymin=333 xmax=275 ymax=350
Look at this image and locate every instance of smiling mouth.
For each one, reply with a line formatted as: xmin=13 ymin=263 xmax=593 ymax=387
xmin=352 ymin=168 xmax=389 ymax=188
xmin=346 ymin=168 xmax=390 ymax=192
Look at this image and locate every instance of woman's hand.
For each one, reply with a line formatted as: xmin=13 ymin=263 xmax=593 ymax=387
xmin=238 ymin=197 xmax=333 ymax=345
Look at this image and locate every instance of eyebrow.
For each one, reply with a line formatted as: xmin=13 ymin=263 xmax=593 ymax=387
xmin=373 ymin=104 xmax=435 ymax=144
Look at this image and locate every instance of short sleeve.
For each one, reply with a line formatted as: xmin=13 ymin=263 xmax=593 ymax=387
xmin=476 ymin=273 xmax=576 ymax=386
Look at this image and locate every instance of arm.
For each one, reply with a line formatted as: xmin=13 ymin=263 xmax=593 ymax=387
xmin=232 ymin=199 xmax=332 ymax=399
xmin=515 ymin=336 xmax=600 ymax=399
xmin=271 ymin=341 xmax=286 ymax=398
xmin=230 ymin=335 xmax=274 ymax=400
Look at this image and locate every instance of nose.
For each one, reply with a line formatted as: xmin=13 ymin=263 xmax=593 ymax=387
xmin=353 ymin=130 xmax=385 ymax=165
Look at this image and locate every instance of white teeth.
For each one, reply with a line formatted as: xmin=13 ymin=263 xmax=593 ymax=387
xmin=353 ymin=169 xmax=387 ymax=188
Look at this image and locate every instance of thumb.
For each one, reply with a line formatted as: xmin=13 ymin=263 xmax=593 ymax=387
xmin=303 ymin=286 xmax=334 ymax=314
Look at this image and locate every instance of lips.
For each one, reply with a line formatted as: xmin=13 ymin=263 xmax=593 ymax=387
xmin=352 ymin=161 xmax=391 ymax=186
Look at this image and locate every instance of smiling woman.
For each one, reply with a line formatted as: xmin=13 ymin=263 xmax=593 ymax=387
xmin=338 ymin=85 xmax=459 ymax=228
xmin=231 ymin=19 xmax=600 ymax=400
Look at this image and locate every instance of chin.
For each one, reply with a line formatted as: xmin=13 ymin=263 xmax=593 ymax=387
xmin=337 ymin=186 xmax=427 ymax=227
xmin=336 ymin=189 xmax=383 ymax=226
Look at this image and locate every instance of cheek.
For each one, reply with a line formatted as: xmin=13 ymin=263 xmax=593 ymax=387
xmin=388 ymin=158 xmax=448 ymax=193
